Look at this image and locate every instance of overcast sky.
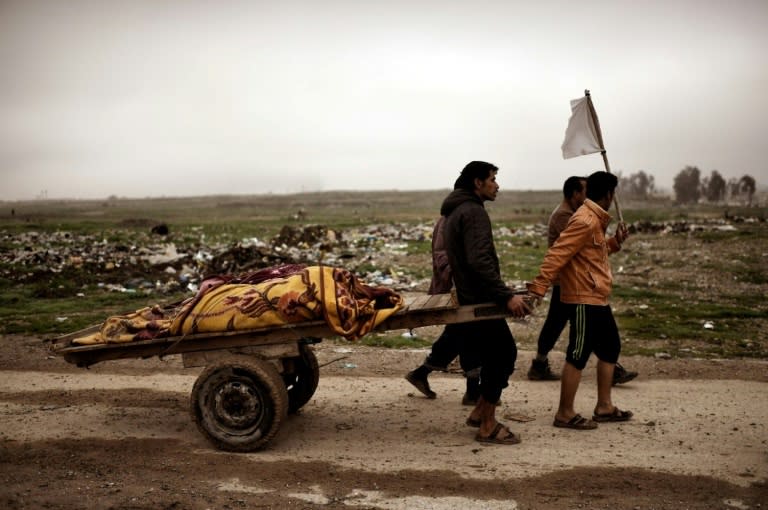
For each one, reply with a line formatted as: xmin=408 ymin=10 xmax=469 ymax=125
xmin=1 ymin=0 xmax=766 ymax=200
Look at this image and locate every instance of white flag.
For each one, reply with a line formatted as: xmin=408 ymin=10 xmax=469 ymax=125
xmin=561 ymin=95 xmax=603 ymax=159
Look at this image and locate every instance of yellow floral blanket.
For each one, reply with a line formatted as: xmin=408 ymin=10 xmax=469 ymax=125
xmin=72 ymin=266 xmax=404 ymax=345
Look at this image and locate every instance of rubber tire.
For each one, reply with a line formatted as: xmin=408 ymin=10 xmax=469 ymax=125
xmin=190 ymin=355 xmax=288 ymax=452
xmin=284 ymin=344 xmax=320 ymax=414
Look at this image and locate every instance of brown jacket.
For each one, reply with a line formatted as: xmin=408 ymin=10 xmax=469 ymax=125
xmin=528 ymin=199 xmax=621 ymax=306
xmin=428 ymin=216 xmax=452 ymax=295
xmin=546 ymin=200 xmax=578 ymax=286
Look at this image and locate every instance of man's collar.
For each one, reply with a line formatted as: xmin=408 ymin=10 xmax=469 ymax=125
xmin=583 ymin=199 xmax=612 ymax=222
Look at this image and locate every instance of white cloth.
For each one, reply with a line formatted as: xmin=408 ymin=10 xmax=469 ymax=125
xmin=561 ymin=95 xmax=604 ymax=159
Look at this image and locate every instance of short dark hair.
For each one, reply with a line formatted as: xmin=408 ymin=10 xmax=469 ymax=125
xmin=563 ymin=176 xmax=586 ymax=199
xmin=586 ymin=171 xmax=618 ymax=201
xmin=454 ymin=161 xmax=498 ymax=191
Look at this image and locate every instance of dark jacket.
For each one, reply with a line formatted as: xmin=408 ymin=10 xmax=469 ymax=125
xmin=440 ymin=189 xmax=514 ymax=306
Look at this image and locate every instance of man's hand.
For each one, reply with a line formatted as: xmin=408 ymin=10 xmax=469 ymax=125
xmin=523 ymin=293 xmax=542 ymax=309
xmin=615 ymin=222 xmax=629 ymax=245
xmin=506 ymin=294 xmax=531 ymax=318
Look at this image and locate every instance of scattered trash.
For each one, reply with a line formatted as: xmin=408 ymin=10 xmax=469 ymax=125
xmin=319 ymin=356 xmax=349 ymax=368
xmin=401 ymin=331 xmax=418 ymax=339
xmin=654 ymin=352 xmax=672 ymax=359
xmin=627 ymin=217 xmax=763 ymax=235
xmin=4 ymin=216 xmax=757 ymax=301
xmin=144 ymin=243 xmax=183 ymax=265
xmin=703 ymin=321 xmax=715 ymax=330
xmin=150 ymin=223 xmax=169 ymax=236
xmin=55 ymin=317 xmax=69 ymax=322
xmin=503 ymin=413 xmax=536 ymax=423
xmin=342 ymin=363 xmax=358 ymax=369
xmin=722 ymin=498 xmax=751 ymax=510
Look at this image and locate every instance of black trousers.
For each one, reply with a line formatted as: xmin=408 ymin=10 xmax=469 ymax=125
xmin=424 ymin=323 xmax=480 ymax=374
xmin=535 ymin=285 xmax=569 ymax=356
xmin=455 ymin=318 xmax=517 ymax=404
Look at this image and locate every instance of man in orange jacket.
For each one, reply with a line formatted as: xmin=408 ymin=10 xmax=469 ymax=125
xmin=528 ymin=176 xmax=638 ymax=386
xmin=527 ymin=171 xmax=633 ymax=430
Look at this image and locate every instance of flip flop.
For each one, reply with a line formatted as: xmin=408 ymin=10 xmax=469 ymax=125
xmin=466 ymin=416 xmax=481 ymax=428
xmin=475 ymin=423 xmax=521 ymax=445
xmin=593 ymin=407 xmax=633 ymax=422
xmin=553 ymin=414 xmax=598 ymax=430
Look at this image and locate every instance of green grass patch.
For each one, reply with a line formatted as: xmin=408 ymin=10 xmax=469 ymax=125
xmin=614 ymin=296 xmax=765 ymax=358
xmin=406 ymin=240 xmax=431 ymax=256
xmin=0 ymin=286 xmax=187 ymax=335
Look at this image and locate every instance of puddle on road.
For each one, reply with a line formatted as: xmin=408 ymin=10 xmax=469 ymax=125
xmin=218 ymin=478 xmax=517 ymax=509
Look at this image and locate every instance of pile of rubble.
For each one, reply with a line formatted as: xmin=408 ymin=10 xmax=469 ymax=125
xmin=627 ymin=216 xmax=763 ymax=234
xmin=4 ymin=215 xmax=753 ymax=298
xmin=0 ymin=223 xmax=440 ymax=296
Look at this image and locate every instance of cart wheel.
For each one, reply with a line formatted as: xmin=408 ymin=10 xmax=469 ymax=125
xmin=283 ymin=344 xmax=320 ymax=414
xmin=190 ymin=355 xmax=288 ymax=452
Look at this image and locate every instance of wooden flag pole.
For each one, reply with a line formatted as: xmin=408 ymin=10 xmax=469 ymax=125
xmin=584 ymin=89 xmax=624 ymax=224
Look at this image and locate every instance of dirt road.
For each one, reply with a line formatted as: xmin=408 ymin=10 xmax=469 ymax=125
xmin=1 ymin=335 xmax=766 ymax=509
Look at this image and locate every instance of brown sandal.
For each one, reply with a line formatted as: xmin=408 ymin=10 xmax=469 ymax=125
xmin=475 ymin=423 xmax=521 ymax=445
xmin=593 ymin=407 xmax=633 ymax=423
xmin=553 ymin=414 xmax=598 ymax=430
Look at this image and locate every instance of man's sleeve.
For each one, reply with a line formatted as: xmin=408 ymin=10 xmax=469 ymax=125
xmin=463 ymin=212 xmax=514 ymax=304
xmin=528 ymin=217 xmax=590 ymax=297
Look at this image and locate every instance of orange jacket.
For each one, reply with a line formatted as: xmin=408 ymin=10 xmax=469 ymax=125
xmin=527 ymin=199 xmax=621 ymax=305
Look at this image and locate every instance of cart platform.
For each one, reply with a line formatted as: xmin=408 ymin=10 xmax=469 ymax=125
xmin=47 ymin=292 xmax=523 ymax=452
xmin=48 ymin=293 xmax=516 ymax=367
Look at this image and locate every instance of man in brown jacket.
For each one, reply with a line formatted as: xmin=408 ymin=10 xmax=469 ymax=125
xmin=527 ymin=171 xmax=633 ymax=430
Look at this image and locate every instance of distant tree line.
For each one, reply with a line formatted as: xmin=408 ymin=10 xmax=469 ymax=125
xmin=615 ymin=167 xmax=757 ymax=206
xmin=617 ymin=170 xmax=655 ymax=199
xmin=672 ymin=166 xmax=757 ymax=206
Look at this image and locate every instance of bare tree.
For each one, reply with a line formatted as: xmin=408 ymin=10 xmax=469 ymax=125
xmin=618 ymin=170 xmax=655 ymax=199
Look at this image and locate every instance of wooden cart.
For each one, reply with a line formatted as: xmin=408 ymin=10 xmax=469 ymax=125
xmin=48 ymin=293 xmax=518 ymax=452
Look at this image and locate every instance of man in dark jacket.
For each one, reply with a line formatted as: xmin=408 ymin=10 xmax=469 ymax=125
xmin=442 ymin=160 xmax=529 ymax=445
xmin=405 ymin=216 xmax=481 ymax=404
